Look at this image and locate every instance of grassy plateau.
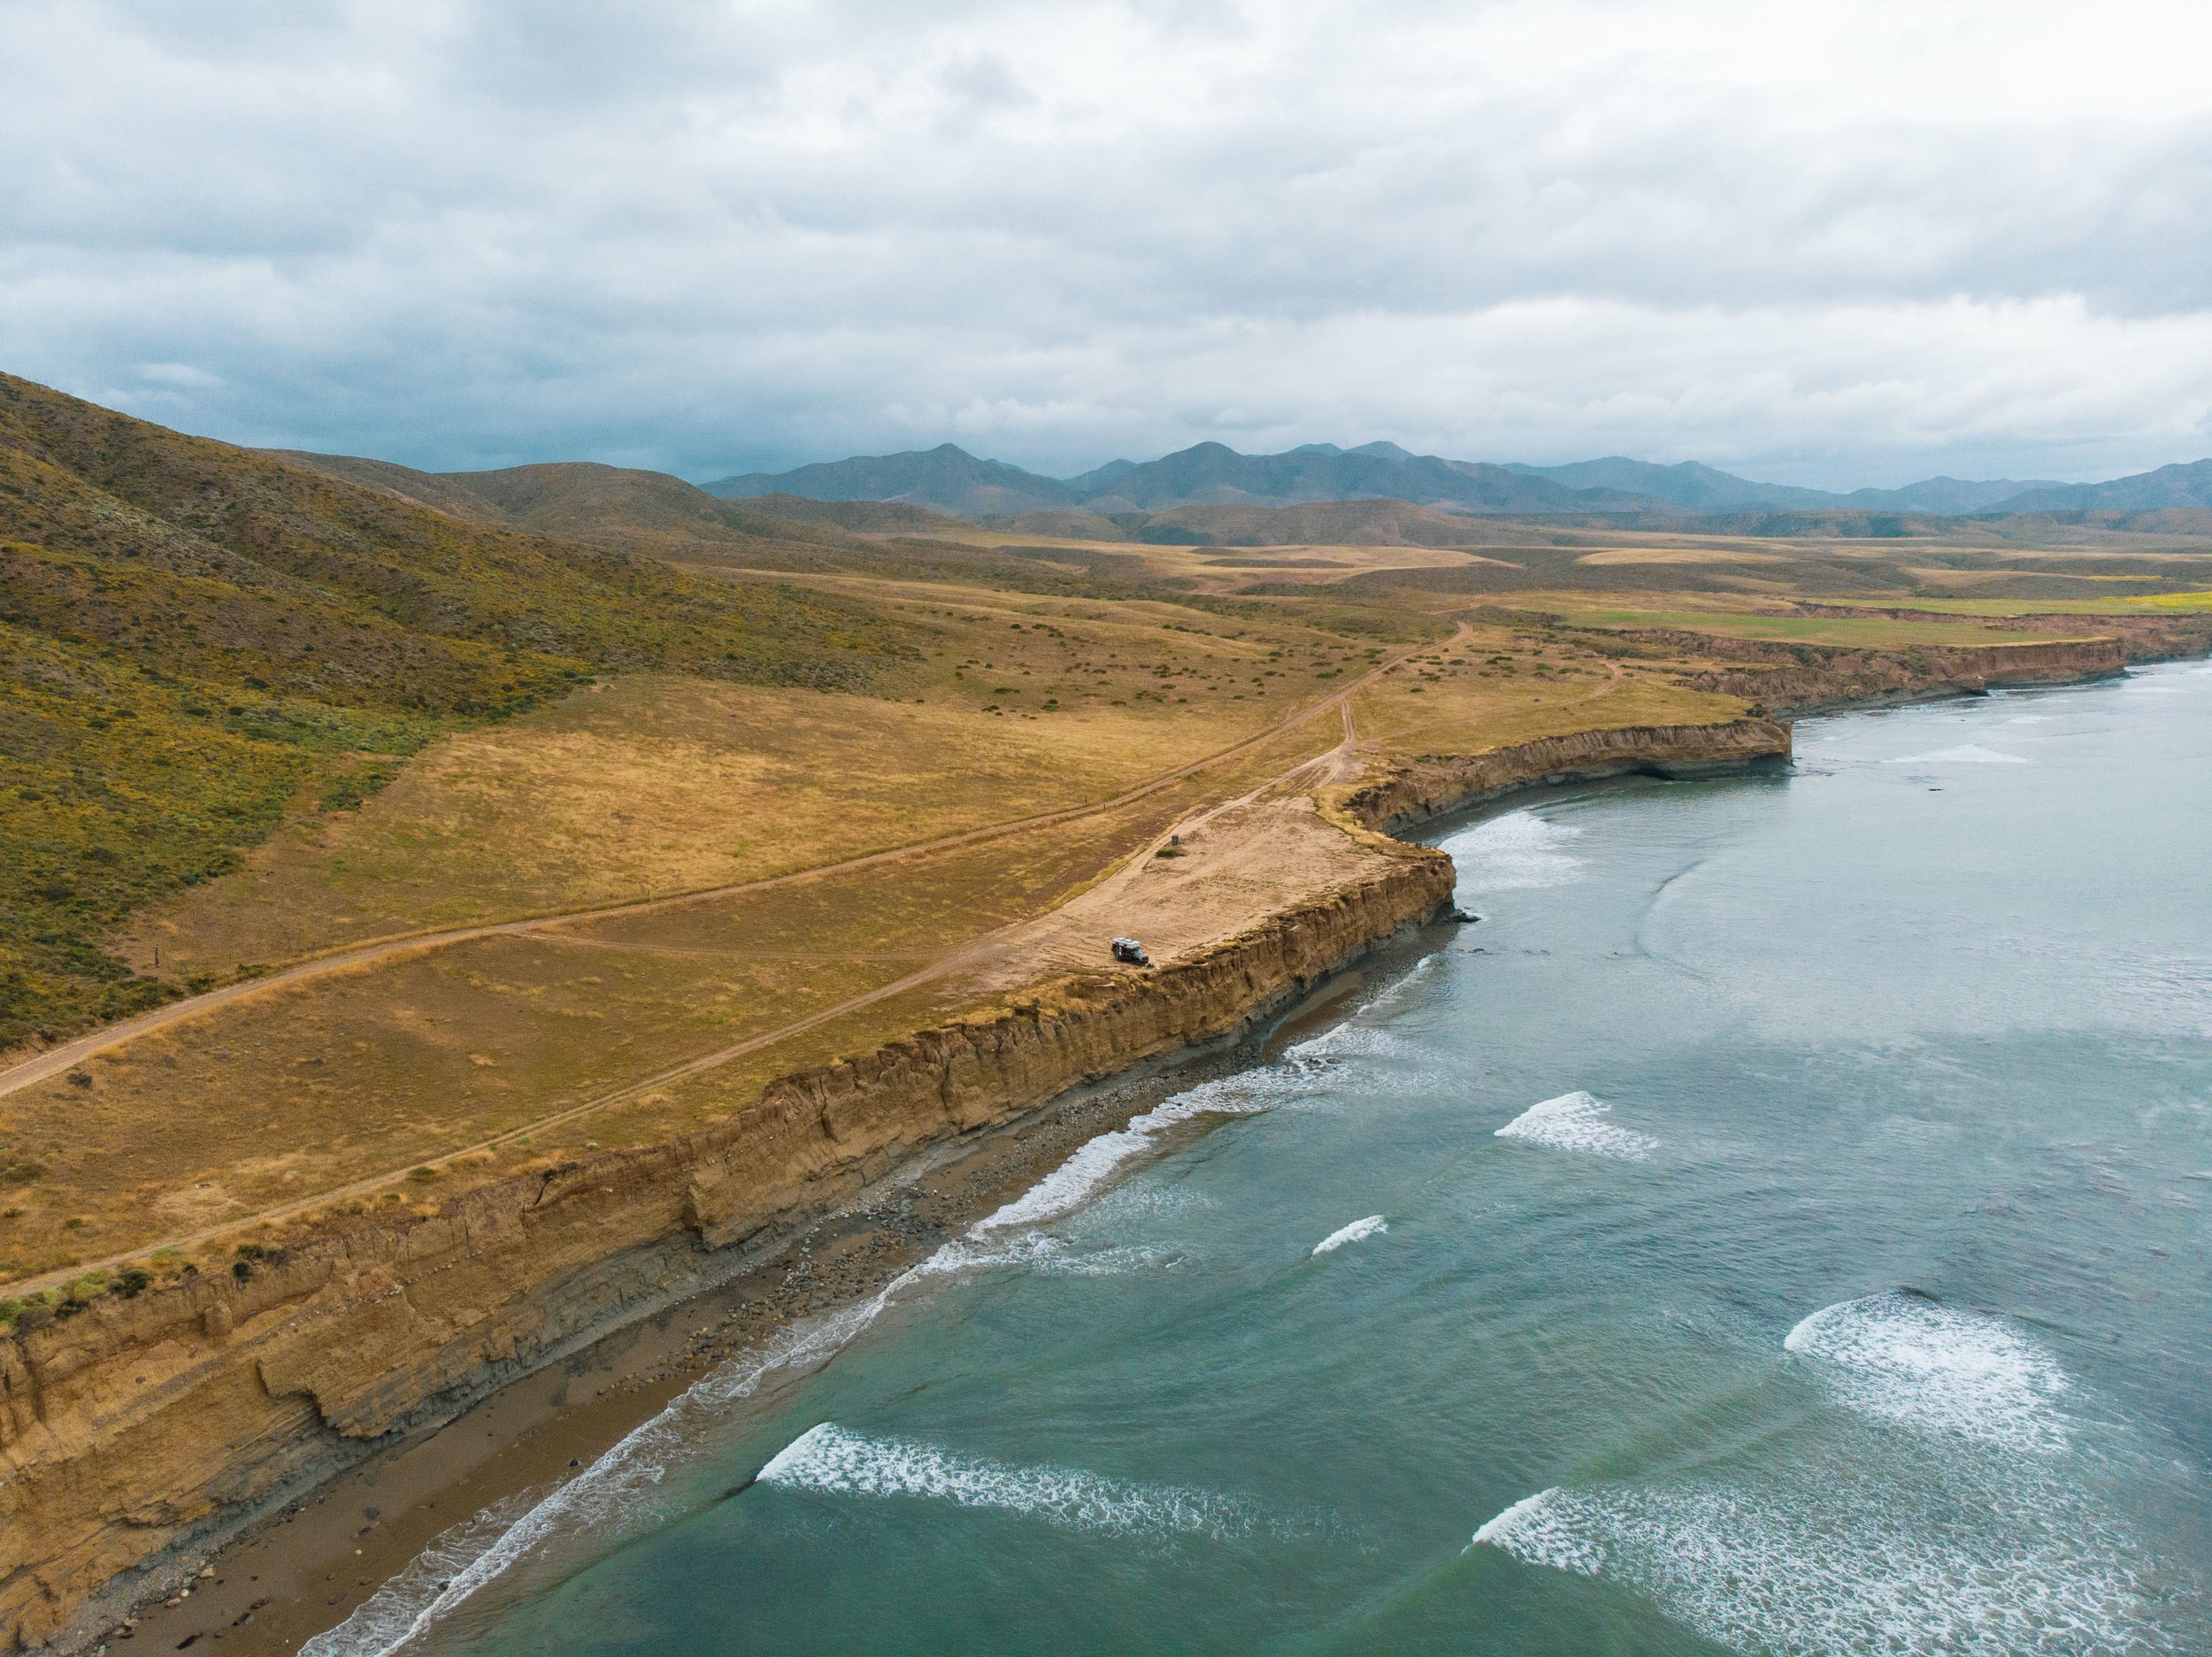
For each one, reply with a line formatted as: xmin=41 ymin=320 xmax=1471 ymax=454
xmin=5 ymin=372 xmax=2210 ymax=1310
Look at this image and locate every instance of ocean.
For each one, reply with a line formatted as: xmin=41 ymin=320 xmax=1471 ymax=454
xmin=310 ymin=662 xmax=2212 ymax=1656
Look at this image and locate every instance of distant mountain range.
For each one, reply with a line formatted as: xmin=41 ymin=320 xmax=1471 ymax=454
xmin=1982 ymin=459 xmax=2212 ymax=512
xmin=706 ymin=441 xmax=2212 ymax=519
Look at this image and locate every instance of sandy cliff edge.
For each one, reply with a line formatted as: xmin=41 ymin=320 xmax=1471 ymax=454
xmin=9 ymin=715 xmax=1786 ymax=1653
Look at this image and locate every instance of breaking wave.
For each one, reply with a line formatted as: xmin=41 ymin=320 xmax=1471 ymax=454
xmin=310 ymin=952 xmax=1448 ymax=1657
xmin=1786 ymin=1291 xmax=2071 ymax=1453
xmin=1494 ymin=1091 xmax=1656 ymax=1162
xmin=1311 ymin=1215 xmax=1387 ymax=1254
xmin=311 ymin=1015 xmax=1381 ymax=1653
xmin=1472 ymin=1465 xmax=2162 ymax=1657
xmin=1888 ymin=744 xmax=2028 ymax=764
xmin=973 ymin=1070 xmax=1303 ymax=1236
xmin=1440 ymin=810 xmax=1586 ymax=892
xmin=1471 ymin=1297 xmax=2172 ymax=1654
xmin=759 ymin=1423 xmax=1263 ymax=1539
xmin=294 ymin=1492 xmax=540 ymax=1657
xmin=916 ymin=1231 xmax=1170 ymax=1278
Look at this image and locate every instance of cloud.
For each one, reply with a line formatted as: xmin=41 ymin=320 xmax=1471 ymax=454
xmin=3 ymin=0 xmax=2210 ymax=485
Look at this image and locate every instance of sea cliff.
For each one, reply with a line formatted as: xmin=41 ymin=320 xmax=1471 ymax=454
xmin=1661 ymin=635 xmax=2138 ymax=715
xmin=3 ymin=717 xmax=1783 ymax=1652
xmin=1333 ymin=718 xmax=1792 ymax=836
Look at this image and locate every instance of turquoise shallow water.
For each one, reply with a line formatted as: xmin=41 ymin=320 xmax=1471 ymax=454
xmin=314 ymin=664 xmax=2212 ymax=1656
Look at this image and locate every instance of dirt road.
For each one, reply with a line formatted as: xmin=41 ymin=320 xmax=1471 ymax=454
xmin=0 ymin=728 xmax=1374 ymax=1297
xmin=0 ymin=649 xmax=1416 ymax=1108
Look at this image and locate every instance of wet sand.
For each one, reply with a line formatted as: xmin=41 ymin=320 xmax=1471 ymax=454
xmin=113 ymin=944 xmax=1424 ymax=1657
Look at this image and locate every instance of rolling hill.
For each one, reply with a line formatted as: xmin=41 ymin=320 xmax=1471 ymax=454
xmin=1986 ymin=459 xmax=2212 ymax=512
xmin=266 ymin=452 xmax=912 ymax=561
xmin=709 ymin=443 xmax=1080 ymax=515
xmin=0 ymin=374 xmax=911 ymax=1051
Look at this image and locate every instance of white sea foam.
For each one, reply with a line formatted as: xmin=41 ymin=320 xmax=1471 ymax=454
xmin=1472 ymin=1488 xmax=1572 ymax=1553
xmin=316 ymin=1026 xmax=1366 ymax=1651
xmin=1887 ymin=744 xmax=2028 ymax=763
xmin=972 ymin=1072 xmax=1286 ymax=1235
xmin=301 ymin=1294 xmax=903 ymax=1657
xmin=1471 ymin=1464 xmax=2160 ymax=1657
xmin=1311 ymin=1215 xmax=1387 ymax=1254
xmin=322 ymin=1040 xmax=1337 ymax=1651
xmin=1440 ymin=810 xmax=1586 ymax=892
xmin=760 ymin=1423 xmax=1261 ymax=1539
xmin=1471 ymin=1296 xmax=2154 ymax=1653
xmin=294 ymin=1492 xmax=540 ymax=1657
xmin=1785 ymin=1291 xmax=2071 ymax=1452
xmin=1283 ymin=1021 xmax=1408 ymax=1065
xmin=916 ymin=1230 xmax=1168 ymax=1278
xmin=1081 ymin=1183 xmax=1217 ymax=1224
xmin=1494 ymin=1091 xmax=1656 ymax=1162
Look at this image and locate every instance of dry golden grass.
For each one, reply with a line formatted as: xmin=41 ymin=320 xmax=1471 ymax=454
xmin=1574 ymin=546 xmax=1793 ymax=565
xmin=3 ymin=715 xmax=1339 ymax=1283
xmin=24 ymin=553 xmax=2161 ymax=1294
xmin=842 ymin=525 xmax=1490 ymax=592
xmin=125 ymin=593 xmax=1371 ymax=976
xmin=1106 ymin=541 xmax=1488 ymax=589
xmin=19 ymin=383 xmax=2212 ymax=1315
xmin=1350 ymin=627 xmax=1748 ymax=755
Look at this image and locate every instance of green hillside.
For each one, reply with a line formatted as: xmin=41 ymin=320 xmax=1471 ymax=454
xmin=0 ymin=374 xmax=913 ymax=1051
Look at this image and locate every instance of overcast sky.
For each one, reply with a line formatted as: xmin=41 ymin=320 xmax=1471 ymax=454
xmin=5 ymin=0 xmax=2211 ymax=487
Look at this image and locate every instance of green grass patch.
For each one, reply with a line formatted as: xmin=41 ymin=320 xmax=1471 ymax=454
xmin=0 ymin=372 xmax=926 ymax=1050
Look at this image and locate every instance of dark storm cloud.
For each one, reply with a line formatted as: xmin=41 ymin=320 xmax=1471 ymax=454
xmin=3 ymin=0 xmax=2209 ymax=486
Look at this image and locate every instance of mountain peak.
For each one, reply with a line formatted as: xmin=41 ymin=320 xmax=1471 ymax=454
xmin=698 ymin=436 xmax=2212 ymax=521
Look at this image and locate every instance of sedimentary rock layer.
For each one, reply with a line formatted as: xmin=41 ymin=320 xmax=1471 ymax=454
xmin=1333 ymin=717 xmax=1793 ymax=835
xmin=0 ymin=717 xmax=1784 ymax=1653
xmin=1665 ymin=635 xmax=2140 ymax=714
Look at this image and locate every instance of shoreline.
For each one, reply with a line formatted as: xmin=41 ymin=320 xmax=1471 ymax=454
xmin=128 ymin=737 xmax=1793 ymax=1657
xmin=18 ymin=656 xmax=2185 ymax=1655
xmin=1760 ymin=664 xmax=2131 ymax=720
xmin=274 ymin=652 xmax=2212 ymax=1657
xmin=121 ymin=924 xmax=1453 ymax=1656
xmin=6 ymin=834 xmax=1457 ymax=1657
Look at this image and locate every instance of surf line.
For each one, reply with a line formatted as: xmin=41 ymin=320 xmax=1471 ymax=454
xmin=298 ymin=1289 xmax=907 ymax=1657
xmin=304 ymin=1032 xmax=1329 ymax=1654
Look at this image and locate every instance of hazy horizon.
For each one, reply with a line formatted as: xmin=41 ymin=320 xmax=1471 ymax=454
xmin=7 ymin=1 xmax=2211 ymax=490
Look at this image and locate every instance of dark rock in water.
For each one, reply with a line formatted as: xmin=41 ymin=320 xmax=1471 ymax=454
xmin=1449 ymin=908 xmax=1481 ymax=924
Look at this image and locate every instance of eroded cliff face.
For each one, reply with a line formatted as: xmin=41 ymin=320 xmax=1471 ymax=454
xmin=4 ymin=832 xmax=1457 ymax=1651
xmin=1658 ymin=635 xmax=2137 ymax=715
xmin=0 ymin=715 xmax=1796 ymax=1653
xmin=1333 ymin=718 xmax=1793 ymax=836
